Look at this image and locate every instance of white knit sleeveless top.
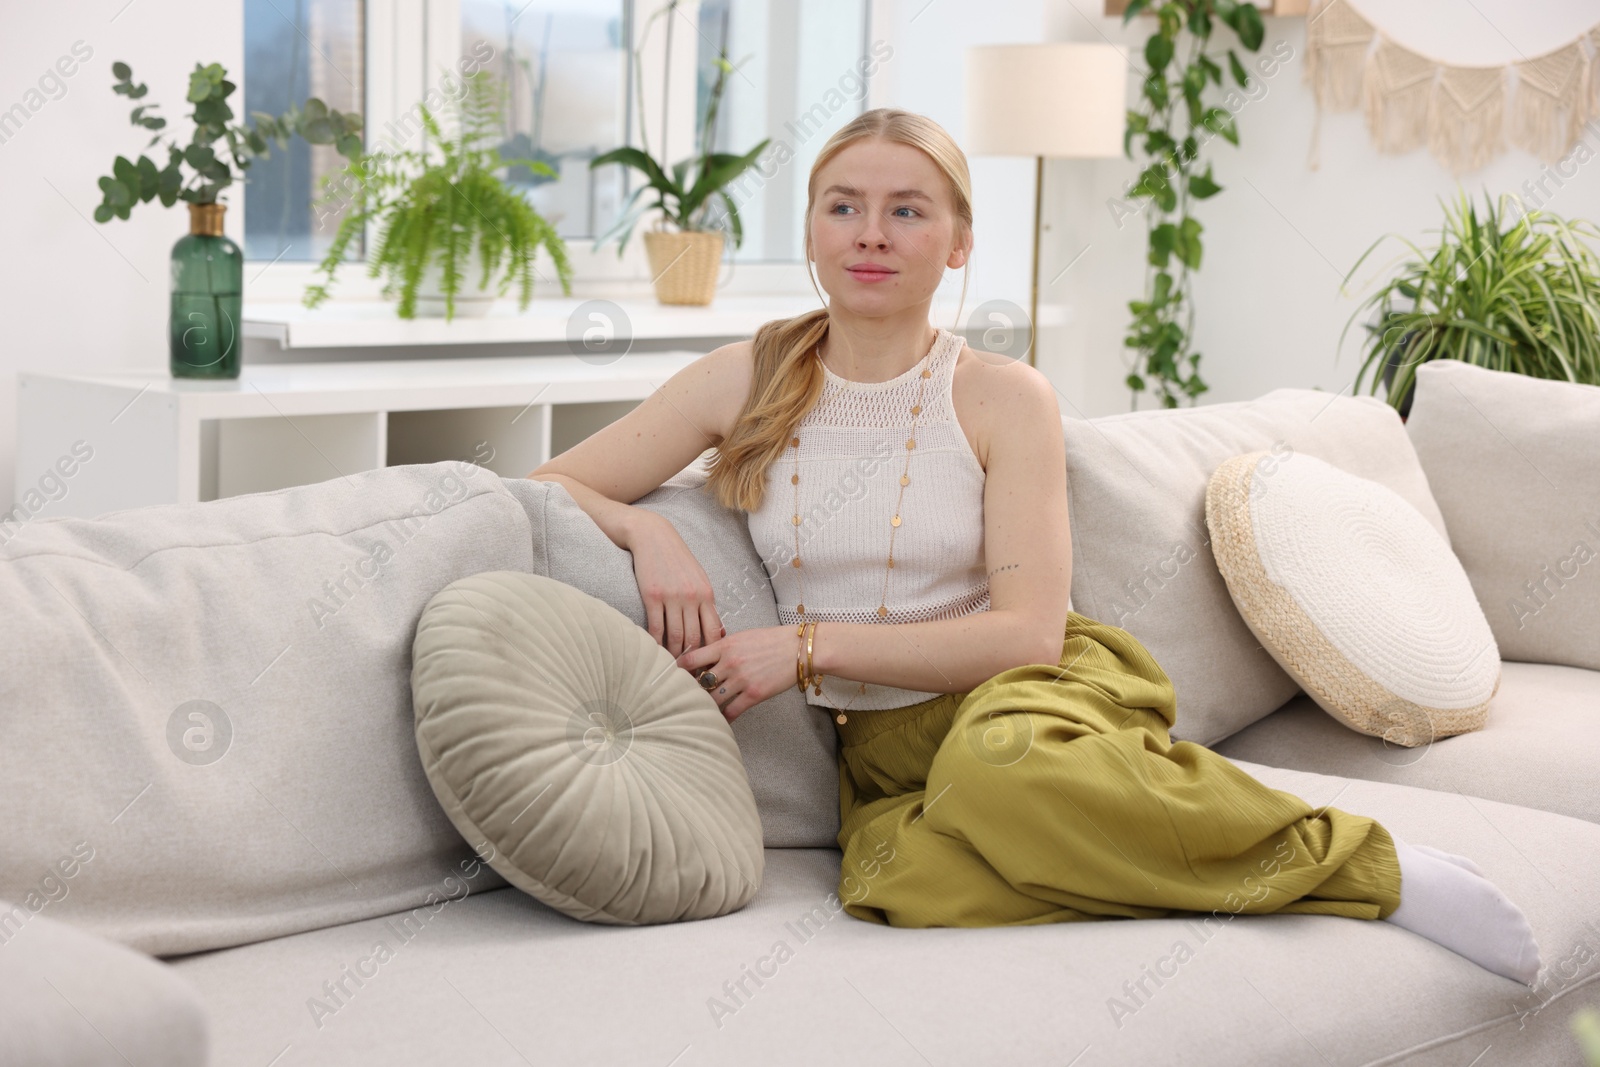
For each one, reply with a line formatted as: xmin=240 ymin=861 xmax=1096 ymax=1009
xmin=745 ymin=327 xmax=990 ymax=711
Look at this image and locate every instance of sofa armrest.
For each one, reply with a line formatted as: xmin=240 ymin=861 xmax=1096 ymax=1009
xmin=0 ymin=898 xmax=207 ymax=1066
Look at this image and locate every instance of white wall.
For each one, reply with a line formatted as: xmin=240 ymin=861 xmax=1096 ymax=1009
xmin=0 ymin=0 xmax=244 ymax=509
xmin=1040 ymin=0 xmax=1600 ymax=419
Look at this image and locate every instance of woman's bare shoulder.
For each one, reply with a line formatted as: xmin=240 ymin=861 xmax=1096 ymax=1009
xmin=952 ymin=342 xmax=1056 ymax=469
xmin=700 ymin=339 xmax=756 ymax=443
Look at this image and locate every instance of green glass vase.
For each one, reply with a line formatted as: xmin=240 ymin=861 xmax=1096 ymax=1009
xmin=170 ymin=202 xmax=242 ymax=379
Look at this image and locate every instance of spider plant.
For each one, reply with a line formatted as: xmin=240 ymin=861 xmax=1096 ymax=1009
xmin=1340 ymin=188 xmax=1600 ymax=415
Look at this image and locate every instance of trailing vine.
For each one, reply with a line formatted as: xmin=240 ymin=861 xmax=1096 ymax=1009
xmin=1121 ymin=0 xmax=1266 ymax=408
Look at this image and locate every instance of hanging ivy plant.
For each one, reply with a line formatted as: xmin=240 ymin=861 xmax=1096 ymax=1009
xmin=1121 ymin=0 xmax=1266 ymax=408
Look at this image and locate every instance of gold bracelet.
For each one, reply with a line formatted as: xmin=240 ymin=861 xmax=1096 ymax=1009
xmin=796 ymin=622 xmax=808 ymax=692
xmin=806 ymin=621 xmax=822 ymax=695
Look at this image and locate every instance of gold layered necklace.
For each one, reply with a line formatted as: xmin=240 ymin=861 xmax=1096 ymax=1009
xmin=790 ymin=334 xmax=936 ymax=726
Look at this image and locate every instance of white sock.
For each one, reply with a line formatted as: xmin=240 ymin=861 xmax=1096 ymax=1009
xmin=1412 ymin=842 xmax=1485 ymax=879
xmin=1382 ymin=835 xmax=1542 ymax=985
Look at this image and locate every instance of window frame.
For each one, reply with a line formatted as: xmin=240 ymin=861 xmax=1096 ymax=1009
xmin=243 ymin=0 xmax=820 ymax=305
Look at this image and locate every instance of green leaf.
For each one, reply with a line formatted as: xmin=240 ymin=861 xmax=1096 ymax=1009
xmin=141 ymin=116 xmax=166 ymax=130
xmin=113 ymin=155 xmax=137 ymax=186
xmin=683 ymin=143 xmax=770 ymax=223
xmin=336 ymin=132 xmax=363 ymax=159
xmin=1149 ymin=222 xmax=1176 ymax=267
xmin=136 ymin=154 xmax=160 ymax=200
xmin=1228 ymin=50 xmax=1250 ymax=88
xmin=126 ymin=83 xmax=148 ymax=99
xmin=302 ymin=97 xmax=329 ymax=123
xmin=1122 ymin=0 xmax=1149 ymax=22
xmin=1152 ymin=271 xmax=1173 ymax=308
xmin=1145 ymin=33 xmax=1173 ymax=73
xmin=1233 ymin=4 xmax=1265 ymax=50
xmin=1176 ymin=216 xmax=1204 ymax=269
xmin=218 ymin=79 xmax=236 ymax=99
xmin=111 ymin=61 xmax=131 ymax=81
xmin=301 ymin=117 xmax=335 ymax=143
xmin=93 ymin=203 xmax=115 ymax=223
xmin=1202 ymin=106 xmax=1239 ymax=146
xmin=1186 ymin=5 xmax=1211 ymax=36
xmin=1189 ymin=167 xmax=1222 ymax=198
xmin=187 ymin=69 xmax=212 ymax=103
xmin=104 ymin=179 xmax=133 ymax=208
xmin=590 ymin=145 xmax=674 ymax=195
xmin=1126 ymin=372 xmax=1146 ymax=391
xmin=184 ymin=143 xmax=216 ymax=170
xmin=1142 ymin=71 xmax=1169 ymax=110
xmin=194 ymin=98 xmax=232 ymax=126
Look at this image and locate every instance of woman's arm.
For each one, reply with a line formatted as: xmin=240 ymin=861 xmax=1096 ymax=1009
xmin=813 ymin=360 xmax=1073 ymax=693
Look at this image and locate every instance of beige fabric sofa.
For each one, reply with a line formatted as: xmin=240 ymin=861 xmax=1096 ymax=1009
xmin=3 ymin=359 xmax=1597 ymax=1066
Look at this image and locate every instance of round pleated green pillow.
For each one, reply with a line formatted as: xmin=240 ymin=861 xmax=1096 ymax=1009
xmin=410 ymin=570 xmax=763 ymax=924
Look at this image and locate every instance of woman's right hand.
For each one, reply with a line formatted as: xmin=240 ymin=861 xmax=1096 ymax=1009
xmin=624 ymin=510 xmax=725 ymax=659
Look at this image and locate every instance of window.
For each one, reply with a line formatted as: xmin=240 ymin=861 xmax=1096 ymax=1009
xmin=693 ymin=0 xmax=873 ymax=262
xmin=242 ymin=0 xmax=365 ymax=263
xmin=460 ymin=0 xmax=630 ymax=241
xmin=242 ymin=0 xmax=878 ymax=298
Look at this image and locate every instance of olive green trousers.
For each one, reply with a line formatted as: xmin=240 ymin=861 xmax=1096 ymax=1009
xmin=834 ymin=611 xmax=1403 ymax=927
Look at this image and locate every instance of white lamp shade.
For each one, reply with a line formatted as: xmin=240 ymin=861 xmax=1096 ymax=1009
xmin=965 ymin=43 xmax=1129 ymax=158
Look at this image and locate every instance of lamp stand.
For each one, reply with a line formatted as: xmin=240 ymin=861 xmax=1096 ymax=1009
xmin=1028 ymin=154 xmax=1043 ymax=369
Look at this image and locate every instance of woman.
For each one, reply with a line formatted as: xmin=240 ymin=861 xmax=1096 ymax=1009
xmin=529 ymin=108 xmax=1540 ymax=985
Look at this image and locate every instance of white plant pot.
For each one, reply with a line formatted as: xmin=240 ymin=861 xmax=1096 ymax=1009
xmin=411 ymin=236 xmax=501 ymax=319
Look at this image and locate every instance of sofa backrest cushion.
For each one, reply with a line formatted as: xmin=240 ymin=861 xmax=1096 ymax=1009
xmin=500 ymin=466 xmax=840 ymax=849
xmin=1405 ymin=359 xmax=1600 ymax=671
xmin=1062 ymin=389 xmax=1450 ymax=746
xmin=0 ymin=462 xmax=526 ymax=956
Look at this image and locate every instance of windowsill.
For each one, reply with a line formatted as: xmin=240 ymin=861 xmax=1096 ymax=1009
xmin=242 ymin=293 xmax=826 ymax=349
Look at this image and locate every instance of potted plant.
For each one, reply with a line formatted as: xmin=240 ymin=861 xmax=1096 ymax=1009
xmin=588 ymin=2 xmax=768 ymax=306
xmin=303 ymin=69 xmax=572 ymax=321
xmin=1340 ymin=189 xmax=1600 ymax=417
xmin=93 ymin=60 xmax=361 ymax=379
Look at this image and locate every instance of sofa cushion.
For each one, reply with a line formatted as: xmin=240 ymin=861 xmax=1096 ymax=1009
xmin=1405 ymin=359 xmax=1600 ymax=673
xmin=170 ymin=762 xmax=1600 ymax=1066
xmin=0 ymin=461 xmax=531 ymax=956
xmin=501 ymin=465 xmax=838 ymax=849
xmin=411 ymin=570 xmax=764 ymax=924
xmin=1206 ymin=450 xmax=1499 ymax=745
xmin=1213 ymin=660 xmax=1600 ymax=824
xmin=1063 ymin=389 xmax=1450 ymax=746
xmin=0 ymin=897 xmax=207 ymax=1066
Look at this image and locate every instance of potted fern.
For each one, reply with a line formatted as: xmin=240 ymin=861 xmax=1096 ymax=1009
xmin=304 ymin=69 xmax=572 ymax=320
xmin=1340 ymin=189 xmax=1600 ymax=417
xmin=588 ymin=3 xmax=768 ymax=306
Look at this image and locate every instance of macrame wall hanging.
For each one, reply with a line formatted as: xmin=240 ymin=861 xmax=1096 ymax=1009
xmin=1304 ymin=0 xmax=1600 ymax=173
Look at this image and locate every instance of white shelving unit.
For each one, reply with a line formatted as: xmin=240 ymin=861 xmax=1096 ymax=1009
xmin=16 ymin=351 xmax=706 ymax=519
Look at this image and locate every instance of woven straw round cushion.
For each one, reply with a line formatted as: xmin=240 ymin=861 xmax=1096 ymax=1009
xmin=1204 ymin=451 xmax=1499 ymax=747
xmin=410 ymin=570 xmax=763 ymax=924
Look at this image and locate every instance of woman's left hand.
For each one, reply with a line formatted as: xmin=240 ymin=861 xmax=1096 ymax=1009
xmin=675 ymin=626 xmax=801 ymax=724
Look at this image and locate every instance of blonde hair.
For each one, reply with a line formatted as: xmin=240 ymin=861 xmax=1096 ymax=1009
xmin=704 ymin=107 xmax=974 ymax=514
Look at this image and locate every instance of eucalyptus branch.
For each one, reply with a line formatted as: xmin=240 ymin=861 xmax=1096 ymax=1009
xmin=93 ymin=59 xmax=361 ymax=223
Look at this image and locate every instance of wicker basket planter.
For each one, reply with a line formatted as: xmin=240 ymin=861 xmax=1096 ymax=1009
xmin=643 ymin=230 xmax=724 ymax=306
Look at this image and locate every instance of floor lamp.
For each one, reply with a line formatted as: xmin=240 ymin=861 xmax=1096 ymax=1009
xmin=964 ymin=43 xmax=1128 ymax=367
